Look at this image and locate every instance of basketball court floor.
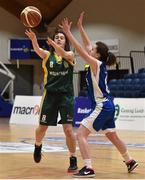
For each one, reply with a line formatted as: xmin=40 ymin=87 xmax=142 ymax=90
xmin=0 ymin=118 xmax=145 ymax=179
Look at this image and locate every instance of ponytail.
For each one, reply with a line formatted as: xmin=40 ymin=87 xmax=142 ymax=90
xmin=106 ymin=52 xmax=116 ymax=66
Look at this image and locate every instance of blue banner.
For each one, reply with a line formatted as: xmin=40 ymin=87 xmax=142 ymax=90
xmin=0 ymin=96 xmax=12 ymax=117
xmin=73 ymin=97 xmax=92 ymax=127
xmin=9 ymin=39 xmax=48 ymax=60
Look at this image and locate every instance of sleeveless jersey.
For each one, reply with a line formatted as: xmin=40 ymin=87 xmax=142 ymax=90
xmin=86 ymin=60 xmax=110 ymax=104
xmin=42 ymin=52 xmax=74 ymax=95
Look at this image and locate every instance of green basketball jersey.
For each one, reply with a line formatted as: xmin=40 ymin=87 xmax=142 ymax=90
xmin=42 ymin=52 xmax=74 ymax=95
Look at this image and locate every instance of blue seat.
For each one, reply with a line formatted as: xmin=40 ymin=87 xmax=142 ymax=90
xmin=123 ymin=84 xmax=133 ymax=90
xmin=124 ymin=90 xmax=139 ymax=98
xmin=137 ymin=73 xmax=145 ymax=79
xmin=123 ymin=73 xmax=138 ymax=79
xmin=139 ymin=78 xmax=145 ymax=84
xmin=108 ymin=79 xmax=117 ymax=85
xmin=123 ymin=78 xmax=133 ymax=84
xmin=109 ymin=84 xmax=119 ymax=91
xmin=139 ymin=92 xmax=145 ymax=97
xmin=131 ymin=78 xmax=140 ymax=84
xmin=117 ymin=79 xmax=125 ymax=84
xmin=140 ymin=85 xmax=145 ymax=91
xmin=124 ymin=74 xmax=131 ymax=79
xmin=134 ymin=84 xmax=141 ymax=90
xmin=114 ymin=90 xmax=125 ymax=97
xmin=109 ymin=76 xmax=143 ymax=98
xmin=117 ymin=84 xmax=124 ymax=90
xmin=138 ymin=68 xmax=145 ymax=73
xmin=129 ymin=73 xmax=138 ymax=79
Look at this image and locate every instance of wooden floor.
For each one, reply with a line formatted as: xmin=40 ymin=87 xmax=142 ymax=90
xmin=0 ymin=118 xmax=145 ymax=179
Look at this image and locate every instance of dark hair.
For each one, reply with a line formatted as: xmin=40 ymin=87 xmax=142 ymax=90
xmin=96 ymin=41 xmax=116 ymax=66
xmin=49 ymin=28 xmax=70 ymax=54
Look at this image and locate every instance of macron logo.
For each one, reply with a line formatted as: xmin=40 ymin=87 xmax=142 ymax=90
xmin=77 ymin=108 xmax=91 ymax=114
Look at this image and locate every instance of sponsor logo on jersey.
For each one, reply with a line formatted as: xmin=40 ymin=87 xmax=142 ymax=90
xmin=49 ymin=70 xmax=68 ymax=76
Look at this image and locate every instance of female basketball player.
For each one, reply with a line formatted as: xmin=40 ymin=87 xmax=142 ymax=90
xmin=25 ymin=28 xmax=77 ymax=172
xmin=59 ymin=12 xmax=138 ymax=177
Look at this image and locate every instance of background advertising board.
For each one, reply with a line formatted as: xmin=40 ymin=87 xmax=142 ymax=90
xmin=10 ymin=95 xmax=42 ymax=125
xmin=10 ymin=96 xmax=145 ymax=131
xmin=73 ymin=97 xmax=92 ymax=127
xmin=114 ymin=98 xmax=145 ymax=131
xmin=73 ymin=97 xmax=145 ymax=131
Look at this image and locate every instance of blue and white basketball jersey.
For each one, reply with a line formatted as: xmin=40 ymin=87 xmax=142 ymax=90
xmin=81 ymin=60 xmax=116 ymax=133
xmin=86 ymin=60 xmax=110 ymax=104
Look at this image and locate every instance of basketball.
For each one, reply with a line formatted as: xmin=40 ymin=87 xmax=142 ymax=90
xmin=20 ymin=6 xmax=42 ymax=28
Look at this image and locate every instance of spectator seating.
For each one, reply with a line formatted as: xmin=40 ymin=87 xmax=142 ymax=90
xmin=108 ymin=68 xmax=145 ymax=98
xmin=138 ymin=68 xmax=145 ymax=74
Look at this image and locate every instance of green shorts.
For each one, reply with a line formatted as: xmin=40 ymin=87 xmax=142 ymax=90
xmin=39 ymin=91 xmax=74 ymax=126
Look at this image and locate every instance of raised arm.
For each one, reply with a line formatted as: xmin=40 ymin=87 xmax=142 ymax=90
xmin=46 ymin=37 xmax=75 ymax=66
xmin=60 ymin=18 xmax=97 ymax=71
xmin=77 ymin=12 xmax=92 ymax=53
xmin=25 ymin=29 xmax=48 ymax=59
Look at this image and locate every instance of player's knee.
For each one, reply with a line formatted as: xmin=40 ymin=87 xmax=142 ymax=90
xmin=64 ymin=127 xmax=73 ymax=137
xmin=76 ymin=129 xmax=83 ymax=141
xmin=105 ymin=131 xmax=118 ymax=141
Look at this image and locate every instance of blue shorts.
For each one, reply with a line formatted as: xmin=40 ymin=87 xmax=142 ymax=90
xmin=81 ymin=98 xmax=116 ymax=133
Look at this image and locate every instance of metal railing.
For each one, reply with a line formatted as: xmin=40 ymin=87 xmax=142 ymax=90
xmin=130 ymin=51 xmax=145 ymax=73
xmin=0 ymin=61 xmax=15 ymax=102
xmin=108 ymin=51 xmax=145 ymax=74
xmin=116 ymin=55 xmax=134 ymax=74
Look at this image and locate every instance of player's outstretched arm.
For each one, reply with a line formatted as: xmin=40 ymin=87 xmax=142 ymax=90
xmin=60 ymin=18 xmax=97 ymax=70
xmin=25 ymin=29 xmax=48 ymax=59
xmin=77 ymin=12 xmax=92 ymax=53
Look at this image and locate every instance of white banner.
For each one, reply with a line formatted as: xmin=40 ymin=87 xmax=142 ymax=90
xmin=10 ymin=95 xmax=42 ymax=125
xmin=114 ymin=98 xmax=145 ymax=131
